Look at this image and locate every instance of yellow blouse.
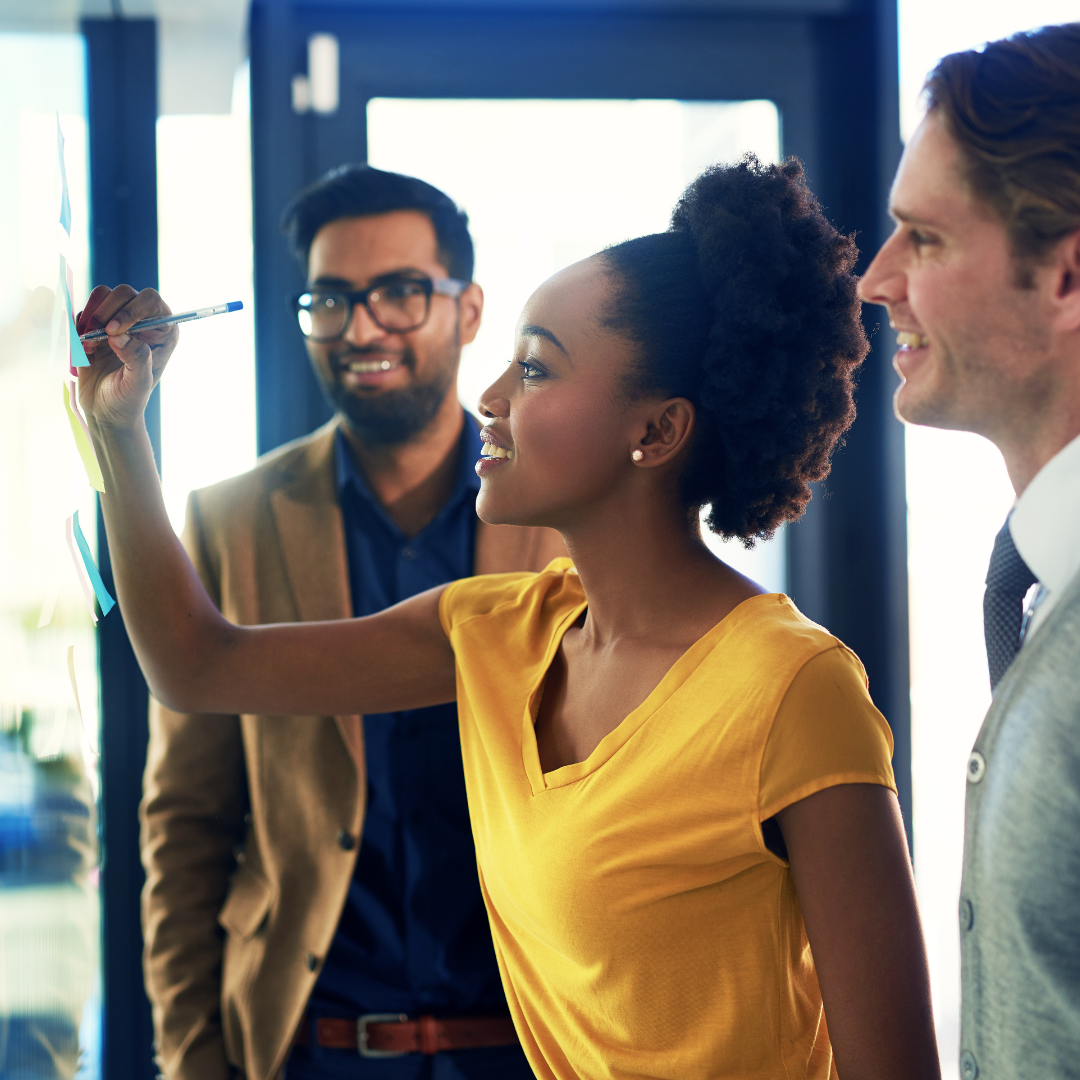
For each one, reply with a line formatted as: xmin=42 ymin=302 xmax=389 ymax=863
xmin=439 ymin=559 xmax=896 ymax=1080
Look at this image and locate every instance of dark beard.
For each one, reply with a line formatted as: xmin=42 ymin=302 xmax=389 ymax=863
xmin=317 ymin=345 xmax=457 ymax=447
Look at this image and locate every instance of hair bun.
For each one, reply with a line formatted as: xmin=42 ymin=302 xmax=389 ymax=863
xmin=603 ymin=154 xmax=867 ymax=542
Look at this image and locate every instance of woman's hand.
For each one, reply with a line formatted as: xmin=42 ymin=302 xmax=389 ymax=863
xmin=76 ymin=284 xmax=178 ymax=431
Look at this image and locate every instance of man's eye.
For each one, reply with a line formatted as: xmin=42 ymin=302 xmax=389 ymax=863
xmin=381 ymin=282 xmax=424 ymax=301
xmin=909 ymin=230 xmax=934 ymax=247
xmin=517 ymin=359 xmax=544 ymax=379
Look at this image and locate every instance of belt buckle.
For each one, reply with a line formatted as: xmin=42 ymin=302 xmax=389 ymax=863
xmin=357 ymin=1013 xmax=409 ymax=1058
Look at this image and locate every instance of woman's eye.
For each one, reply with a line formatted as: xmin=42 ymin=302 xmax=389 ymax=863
xmin=516 ymin=359 xmax=545 ymax=379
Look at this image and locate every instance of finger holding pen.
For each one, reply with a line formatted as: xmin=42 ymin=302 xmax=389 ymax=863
xmin=77 ymin=284 xmax=179 ymax=432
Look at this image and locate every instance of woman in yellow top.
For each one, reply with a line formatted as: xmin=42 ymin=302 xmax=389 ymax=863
xmin=80 ymin=158 xmax=940 ymax=1079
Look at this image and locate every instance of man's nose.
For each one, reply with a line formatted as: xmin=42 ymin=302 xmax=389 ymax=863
xmin=344 ymin=300 xmax=389 ymax=347
xmin=857 ymin=235 xmax=904 ymax=308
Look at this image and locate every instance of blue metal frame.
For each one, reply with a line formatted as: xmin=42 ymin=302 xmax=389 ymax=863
xmin=250 ymin=0 xmax=910 ymax=842
xmin=82 ymin=16 xmax=160 ymax=1080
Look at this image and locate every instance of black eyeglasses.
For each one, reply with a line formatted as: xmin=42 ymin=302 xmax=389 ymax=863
xmin=291 ymin=275 xmax=466 ymax=342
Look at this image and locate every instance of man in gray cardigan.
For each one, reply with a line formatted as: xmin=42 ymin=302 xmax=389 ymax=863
xmin=859 ymin=23 xmax=1080 ymax=1080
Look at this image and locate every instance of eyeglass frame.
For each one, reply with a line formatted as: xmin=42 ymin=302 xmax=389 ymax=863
xmin=290 ymin=274 xmax=467 ymax=342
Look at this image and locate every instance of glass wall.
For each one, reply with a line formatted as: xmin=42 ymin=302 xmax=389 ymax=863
xmin=0 ymin=31 xmax=101 ymax=1080
xmin=368 ymin=98 xmax=786 ymax=592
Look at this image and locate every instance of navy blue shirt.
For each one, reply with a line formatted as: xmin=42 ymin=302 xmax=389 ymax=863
xmin=288 ymin=421 xmax=531 ymax=1080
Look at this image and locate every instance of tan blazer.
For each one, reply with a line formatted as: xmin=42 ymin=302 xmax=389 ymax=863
xmin=140 ymin=418 xmax=566 ymax=1080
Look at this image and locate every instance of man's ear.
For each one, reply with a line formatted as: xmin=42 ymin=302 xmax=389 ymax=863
xmin=458 ymin=282 xmax=484 ymax=346
xmin=1051 ymin=227 xmax=1080 ymax=333
xmin=630 ymin=398 xmax=696 ymax=468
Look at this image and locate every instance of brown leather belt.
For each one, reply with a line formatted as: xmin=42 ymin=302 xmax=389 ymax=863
xmin=294 ymin=1013 xmax=519 ymax=1058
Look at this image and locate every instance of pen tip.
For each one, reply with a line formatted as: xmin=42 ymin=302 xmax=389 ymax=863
xmin=227 ymin=301 xmax=243 ymax=312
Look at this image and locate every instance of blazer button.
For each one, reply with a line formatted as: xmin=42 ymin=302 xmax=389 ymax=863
xmin=337 ymin=829 xmax=356 ymax=851
xmin=959 ymin=898 xmax=974 ymax=931
xmin=307 ymin=953 xmax=319 ymax=972
xmin=960 ymin=1050 xmax=978 ymax=1079
xmin=967 ymin=751 xmax=986 ymax=784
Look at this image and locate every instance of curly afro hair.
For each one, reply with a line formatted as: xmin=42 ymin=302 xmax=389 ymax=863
xmin=602 ymin=155 xmax=867 ymax=544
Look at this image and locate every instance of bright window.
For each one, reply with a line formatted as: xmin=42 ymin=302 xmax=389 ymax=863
xmin=157 ymin=64 xmax=257 ymax=534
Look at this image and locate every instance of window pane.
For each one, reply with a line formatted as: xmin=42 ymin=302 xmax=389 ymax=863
xmin=368 ymin=98 xmax=785 ymax=591
xmin=0 ymin=32 xmax=101 ymax=1080
xmin=157 ymin=63 xmax=257 ymax=534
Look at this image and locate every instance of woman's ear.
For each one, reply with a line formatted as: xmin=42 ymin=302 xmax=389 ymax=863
xmin=630 ymin=398 xmax=696 ymax=467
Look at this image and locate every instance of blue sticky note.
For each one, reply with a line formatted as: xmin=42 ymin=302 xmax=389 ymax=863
xmin=57 ymin=116 xmax=71 ymax=235
xmin=72 ymin=509 xmax=116 ymax=617
xmin=61 ymin=264 xmax=89 ymax=368
xmin=69 ymin=307 xmax=88 ymax=367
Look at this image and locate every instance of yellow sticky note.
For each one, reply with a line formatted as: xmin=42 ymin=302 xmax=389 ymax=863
xmin=63 ymin=382 xmax=105 ymax=492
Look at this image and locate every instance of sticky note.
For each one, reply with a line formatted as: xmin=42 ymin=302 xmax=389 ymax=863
xmin=64 ymin=382 xmax=105 ymax=492
xmin=63 ymin=264 xmax=88 ymax=370
xmin=57 ymin=115 xmax=71 ymax=235
xmin=67 ymin=645 xmax=98 ymax=757
xmin=65 ymin=514 xmax=98 ymax=623
xmin=71 ymin=509 xmax=115 ymax=617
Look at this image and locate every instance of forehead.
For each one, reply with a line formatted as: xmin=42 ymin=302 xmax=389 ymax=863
xmin=308 ymin=210 xmax=445 ymax=281
xmin=519 ymin=256 xmax=614 ymax=344
xmin=891 ymin=112 xmax=988 ymax=225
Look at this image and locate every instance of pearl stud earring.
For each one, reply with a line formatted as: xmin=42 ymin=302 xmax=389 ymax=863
xmin=631 ymin=450 xmax=645 ymax=462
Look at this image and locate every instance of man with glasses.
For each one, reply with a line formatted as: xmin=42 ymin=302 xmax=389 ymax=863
xmin=141 ymin=165 xmax=563 ymax=1080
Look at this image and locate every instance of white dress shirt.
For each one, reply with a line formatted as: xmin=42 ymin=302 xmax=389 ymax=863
xmin=1009 ymin=430 xmax=1080 ymax=644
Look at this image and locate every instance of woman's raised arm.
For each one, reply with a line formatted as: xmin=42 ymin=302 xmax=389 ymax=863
xmin=80 ymin=285 xmax=456 ymax=718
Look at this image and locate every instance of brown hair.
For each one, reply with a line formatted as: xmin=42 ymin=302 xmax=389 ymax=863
xmin=925 ymin=23 xmax=1080 ymax=280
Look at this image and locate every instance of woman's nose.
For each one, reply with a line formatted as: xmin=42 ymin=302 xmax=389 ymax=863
xmin=478 ymin=366 xmax=514 ymax=418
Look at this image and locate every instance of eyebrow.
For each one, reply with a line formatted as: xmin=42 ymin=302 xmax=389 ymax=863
xmin=311 ymin=268 xmax=431 ymax=289
xmin=521 ymin=324 xmax=569 ymax=355
xmin=890 ymin=207 xmax=940 ymax=228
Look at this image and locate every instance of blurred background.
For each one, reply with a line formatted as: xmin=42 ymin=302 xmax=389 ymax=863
xmin=0 ymin=0 xmax=1076 ymax=1076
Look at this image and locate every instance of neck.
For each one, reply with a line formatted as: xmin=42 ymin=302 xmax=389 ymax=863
xmin=560 ymin=483 xmax=760 ymax=649
xmin=995 ymin=408 xmax=1080 ymax=496
xmin=340 ymin=392 xmax=466 ymax=537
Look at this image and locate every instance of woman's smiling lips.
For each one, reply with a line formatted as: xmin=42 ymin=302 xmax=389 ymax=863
xmin=476 ymin=428 xmax=515 ymax=477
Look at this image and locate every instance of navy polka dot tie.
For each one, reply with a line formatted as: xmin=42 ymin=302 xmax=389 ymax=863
xmin=984 ymin=520 xmax=1038 ymax=691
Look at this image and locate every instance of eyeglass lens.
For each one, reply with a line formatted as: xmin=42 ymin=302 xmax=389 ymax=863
xmin=297 ymin=280 xmax=431 ymax=339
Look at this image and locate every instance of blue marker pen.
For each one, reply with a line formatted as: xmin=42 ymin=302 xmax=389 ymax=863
xmin=79 ymin=300 xmax=243 ymax=342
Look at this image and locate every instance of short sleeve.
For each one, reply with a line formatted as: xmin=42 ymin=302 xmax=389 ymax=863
xmin=438 ymin=560 xmax=575 ymax=638
xmin=758 ymin=645 xmax=896 ymax=821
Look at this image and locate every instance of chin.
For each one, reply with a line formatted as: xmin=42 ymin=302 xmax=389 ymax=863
xmin=893 ymin=381 xmax=964 ymax=431
xmin=475 ymin=484 xmax=562 ymax=531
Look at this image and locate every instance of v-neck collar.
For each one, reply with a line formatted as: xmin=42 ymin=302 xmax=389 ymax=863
xmin=520 ymin=591 xmax=781 ymax=794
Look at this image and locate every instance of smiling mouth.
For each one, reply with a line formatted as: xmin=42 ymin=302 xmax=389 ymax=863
xmin=896 ymin=331 xmax=929 ymax=349
xmin=340 ymin=357 xmax=403 ymax=374
xmin=479 ymin=442 xmax=515 ymax=461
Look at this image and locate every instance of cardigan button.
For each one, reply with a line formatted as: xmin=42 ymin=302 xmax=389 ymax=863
xmin=967 ymin=751 xmax=986 ymax=784
xmin=960 ymin=1050 xmax=978 ymax=1078
xmin=337 ymin=829 xmax=356 ymax=851
xmin=959 ymin=898 xmax=974 ymax=931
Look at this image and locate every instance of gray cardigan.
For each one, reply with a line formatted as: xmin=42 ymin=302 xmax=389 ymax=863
xmin=960 ymin=563 xmax=1080 ymax=1080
